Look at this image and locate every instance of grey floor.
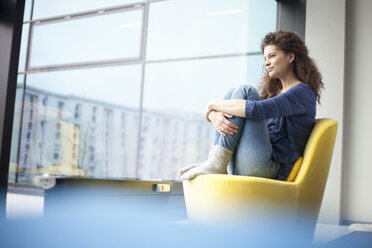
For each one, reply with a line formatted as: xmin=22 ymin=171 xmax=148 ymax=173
xmin=314 ymin=223 xmax=354 ymax=244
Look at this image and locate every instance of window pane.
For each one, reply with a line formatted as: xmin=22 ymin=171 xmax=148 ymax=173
xmin=33 ymin=0 xmax=142 ymax=20
xmin=139 ymin=55 xmax=263 ymax=180
xmin=147 ymin=0 xmax=276 ymax=60
xmin=144 ymin=56 xmax=262 ymax=115
xmin=8 ymin=75 xmax=25 ymax=184
xmin=29 ymin=9 xmax=143 ymax=68
xmin=23 ymin=0 xmax=33 ymax=22
xmin=18 ymin=24 xmax=29 ymax=72
xmin=15 ymin=65 xmax=141 ymax=185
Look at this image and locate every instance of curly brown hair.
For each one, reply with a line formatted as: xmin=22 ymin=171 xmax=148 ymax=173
xmin=259 ymin=30 xmax=324 ymax=103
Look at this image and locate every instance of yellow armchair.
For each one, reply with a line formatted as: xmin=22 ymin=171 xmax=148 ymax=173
xmin=182 ymin=118 xmax=338 ymax=237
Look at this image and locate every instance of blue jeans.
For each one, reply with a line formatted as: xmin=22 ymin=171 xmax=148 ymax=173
xmin=214 ymin=85 xmax=279 ymax=179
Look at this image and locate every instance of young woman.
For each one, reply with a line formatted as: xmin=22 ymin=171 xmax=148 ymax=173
xmin=180 ymin=30 xmax=323 ymax=181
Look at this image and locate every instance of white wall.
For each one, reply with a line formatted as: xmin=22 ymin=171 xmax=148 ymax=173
xmin=306 ymin=0 xmax=372 ymax=225
xmin=342 ymin=0 xmax=372 ymax=223
xmin=305 ymin=0 xmax=346 ymax=224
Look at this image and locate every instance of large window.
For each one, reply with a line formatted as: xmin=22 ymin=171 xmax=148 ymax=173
xmin=9 ymin=0 xmax=277 ymax=185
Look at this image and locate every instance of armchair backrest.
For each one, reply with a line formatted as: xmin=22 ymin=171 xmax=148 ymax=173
xmin=294 ymin=118 xmax=338 ymax=228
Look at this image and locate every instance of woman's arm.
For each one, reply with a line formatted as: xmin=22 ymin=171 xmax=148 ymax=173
xmin=205 ymin=84 xmax=315 ymax=121
xmin=244 ymin=84 xmax=315 ymax=120
xmin=204 ymin=99 xmax=246 ymax=121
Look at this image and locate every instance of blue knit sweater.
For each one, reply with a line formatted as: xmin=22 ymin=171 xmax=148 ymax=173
xmin=245 ymin=82 xmax=316 ymax=164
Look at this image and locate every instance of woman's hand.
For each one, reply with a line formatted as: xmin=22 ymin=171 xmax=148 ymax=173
xmin=208 ymin=111 xmax=239 ymax=137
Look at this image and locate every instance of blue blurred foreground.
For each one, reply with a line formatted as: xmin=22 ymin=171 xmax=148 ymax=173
xmin=0 ymin=191 xmax=320 ymax=248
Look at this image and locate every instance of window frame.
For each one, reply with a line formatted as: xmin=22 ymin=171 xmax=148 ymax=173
xmin=6 ymin=0 xmax=286 ymax=189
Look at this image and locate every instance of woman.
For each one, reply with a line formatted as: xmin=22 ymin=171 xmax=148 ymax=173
xmin=180 ymin=30 xmax=323 ymax=181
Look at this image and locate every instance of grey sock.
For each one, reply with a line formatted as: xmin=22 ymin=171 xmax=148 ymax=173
xmin=181 ymin=145 xmax=233 ymax=180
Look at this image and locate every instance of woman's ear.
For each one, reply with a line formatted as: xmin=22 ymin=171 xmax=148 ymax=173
xmin=288 ymin=53 xmax=295 ymax=64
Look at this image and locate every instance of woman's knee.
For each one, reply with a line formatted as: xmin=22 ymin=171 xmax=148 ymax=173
xmin=231 ymin=84 xmax=260 ymax=101
xmin=223 ymin=87 xmax=235 ymax=100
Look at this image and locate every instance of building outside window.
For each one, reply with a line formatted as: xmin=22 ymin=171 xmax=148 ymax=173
xmin=53 ymin=143 xmax=60 ymax=160
xmin=74 ymin=103 xmax=82 ymax=120
xmin=8 ymin=0 xmax=277 ymax=186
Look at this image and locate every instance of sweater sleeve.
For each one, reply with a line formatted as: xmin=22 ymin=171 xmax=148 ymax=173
xmin=245 ymin=84 xmax=315 ymax=120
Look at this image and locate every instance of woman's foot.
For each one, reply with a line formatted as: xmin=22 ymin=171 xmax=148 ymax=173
xmin=179 ymin=145 xmax=218 ymax=176
xmin=180 ymin=145 xmax=233 ymax=180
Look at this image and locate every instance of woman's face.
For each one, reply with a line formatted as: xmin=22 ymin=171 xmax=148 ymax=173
xmin=263 ymin=45 xmax=294 ymax=79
